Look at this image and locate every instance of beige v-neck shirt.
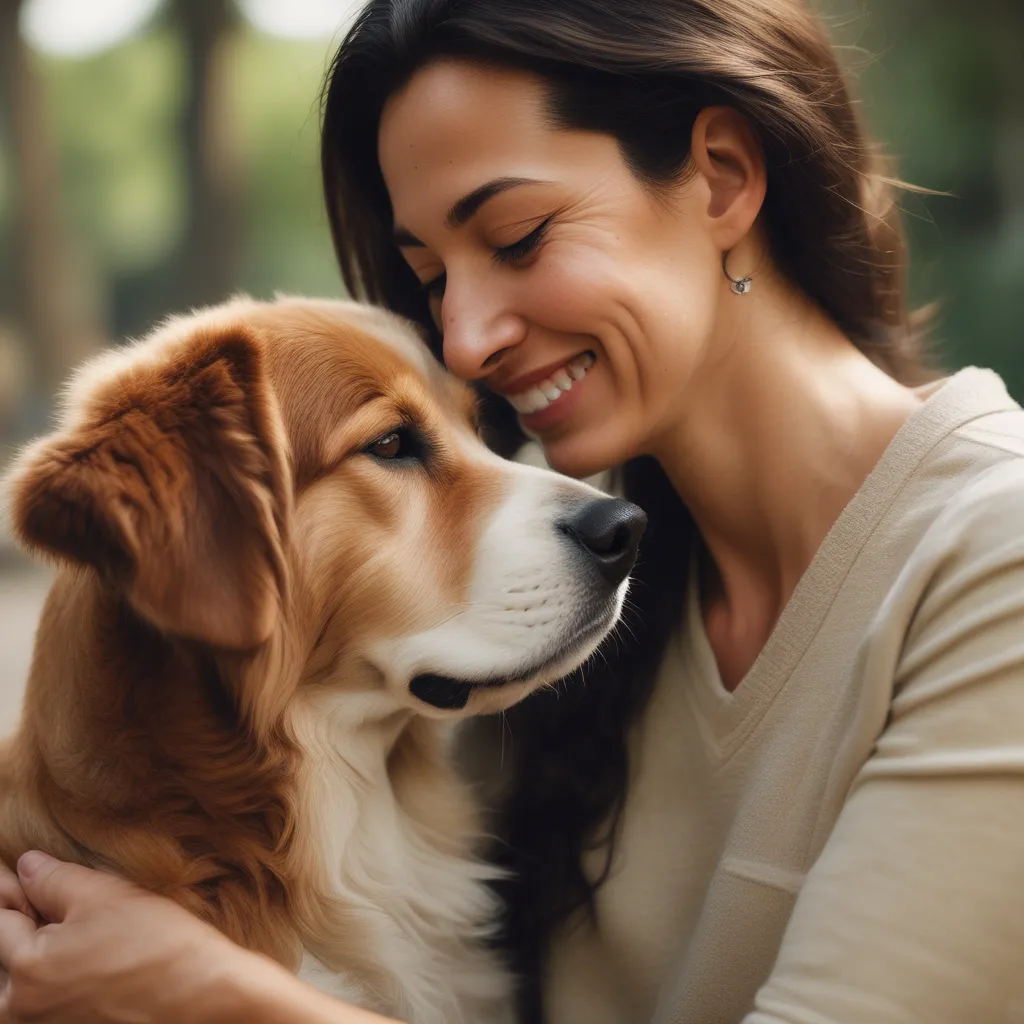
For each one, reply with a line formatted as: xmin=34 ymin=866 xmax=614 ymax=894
xmin=544 ymin=367 xmax=1024 ymax=1024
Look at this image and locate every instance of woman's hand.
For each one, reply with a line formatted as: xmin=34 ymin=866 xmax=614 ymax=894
xmin=0 ymin=861 xmax=33 ymax=921
xmin=0 ymin=851 xmax=254 ymax=1024
xmin=0 ymin=851 xmax=399 ymax=1024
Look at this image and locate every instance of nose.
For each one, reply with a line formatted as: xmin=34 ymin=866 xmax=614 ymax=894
xmin=440 ymin=282 xmax=526 ymax=381
xmin=559 ymin=498 xmax=647 ymax=588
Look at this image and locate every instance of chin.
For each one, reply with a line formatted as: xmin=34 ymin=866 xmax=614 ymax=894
xmin=536 ymin=424 xmax=639 ymax=482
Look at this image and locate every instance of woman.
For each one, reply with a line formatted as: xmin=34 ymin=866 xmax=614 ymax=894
xmin=3 ymin=1 xmax=1024 ymax=1021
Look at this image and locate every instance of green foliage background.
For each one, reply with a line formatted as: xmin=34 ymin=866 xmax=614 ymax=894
xmin=0 ymin=1 xmax=1021 ymax=416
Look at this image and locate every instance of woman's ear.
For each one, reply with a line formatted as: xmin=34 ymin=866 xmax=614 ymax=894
xmin=689 ymin=106 xmax=767 ymax=251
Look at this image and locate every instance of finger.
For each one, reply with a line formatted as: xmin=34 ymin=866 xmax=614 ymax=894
xmin=17 ymin=852 xmax=125 ymax=924
xmin=0 ymin=973 xmax=18 ymax=1024
xmin=0 ymin=875 xmax=33 ymax=921
xmin=0 ymin=909 xmax=37 ymax=971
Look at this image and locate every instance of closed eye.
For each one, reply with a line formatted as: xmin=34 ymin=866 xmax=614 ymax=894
xmin=419 ymin=215 xmax=552 ymax=299
xmin=493 ymin=216 xmax=552 ymax=265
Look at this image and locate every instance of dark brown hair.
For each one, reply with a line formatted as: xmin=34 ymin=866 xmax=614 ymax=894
xmin=320 ymin=1 xmax=931 ymax=1017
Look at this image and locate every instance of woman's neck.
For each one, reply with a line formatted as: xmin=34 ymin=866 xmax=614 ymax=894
xmin=650 ymin=276 xmax=922 ymax=686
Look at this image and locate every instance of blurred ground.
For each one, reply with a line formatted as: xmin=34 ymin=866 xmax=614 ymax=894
xmin=0 ymin=564 xmax=51 ymax=732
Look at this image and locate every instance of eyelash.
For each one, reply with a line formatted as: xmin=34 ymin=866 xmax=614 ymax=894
xmin=420 ymin=216 xmax=552 ymax=301
xmin=492 ymin=216 xmax=553 ymax=266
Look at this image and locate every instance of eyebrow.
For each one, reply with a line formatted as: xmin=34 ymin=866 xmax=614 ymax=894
xmin=392 ymin=176 xmax=546 ymax=248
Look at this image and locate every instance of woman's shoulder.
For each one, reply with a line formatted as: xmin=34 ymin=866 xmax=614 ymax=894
xmin=863 ymin=452 xmax=1024 ymax=780
xmin=865 ymin=414 xmax=1024 ymax=685
xmin=919 ymin=450 xmax=1024 ymax=558
xmin=890 ymin=368 xmax=1024 ymax=566
xmin=887 ymin=451 xmax=1024 ymax=638
xmin=892 ymin=456 xmax=1024 ymax=692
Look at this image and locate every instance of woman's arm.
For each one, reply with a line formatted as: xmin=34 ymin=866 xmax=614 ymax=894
xmin=219 ymin=956 xmax=397 ymax=1024
xmin=0 ymin=852 xmax=397 ymax=1024
xmin=746 ymin=465 xmax=1024 ymax=1023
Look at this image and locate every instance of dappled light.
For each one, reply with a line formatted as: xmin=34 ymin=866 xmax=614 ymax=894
xmin=238 ymin=0 xmax=364 ymax=40
xmin=21 ymin=0 xmax=163 ymax=58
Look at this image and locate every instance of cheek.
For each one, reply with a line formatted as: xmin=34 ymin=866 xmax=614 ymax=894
xmin=519 ymin=246 xmax=625 ymax=330
xmin=293 ymin=476 xmax=435 ymax=652
xmin=520 ymin=236 xmax=718 ymax=378
xmin=293 ymin=462 xmax=504 ymax=658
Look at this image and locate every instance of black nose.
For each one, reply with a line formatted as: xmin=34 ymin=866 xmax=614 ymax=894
xmin=559 ymin=498 xmax=647 ymax=588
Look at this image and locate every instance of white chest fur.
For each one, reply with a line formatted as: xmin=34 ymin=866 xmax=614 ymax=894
xmin=289 ymin=694 xmax=513 ymax=1024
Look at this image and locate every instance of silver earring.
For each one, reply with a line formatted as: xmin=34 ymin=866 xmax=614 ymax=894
xmin=722 ymin=251 xmax=753 ymax=295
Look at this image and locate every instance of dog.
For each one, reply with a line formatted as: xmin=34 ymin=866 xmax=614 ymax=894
xmin=0 ymin=296 xmax=645 ymax=1023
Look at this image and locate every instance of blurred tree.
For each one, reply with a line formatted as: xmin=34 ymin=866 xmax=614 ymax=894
xmin=170 ymin=0 xmax=242 ymax=309
xmin=826 ymin=0 xmax=1024 ymax=395
xmin=0 ymin=0 xmax=1019 ymax=447
xmin=231 ymin=30 xmax=343 ymax=301
xmin=0 ymin=0 xmax=101 ymax=427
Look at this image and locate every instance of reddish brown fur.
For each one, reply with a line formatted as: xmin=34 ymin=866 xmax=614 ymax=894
xmin=0 ymin=297 xmax=505 ymax=982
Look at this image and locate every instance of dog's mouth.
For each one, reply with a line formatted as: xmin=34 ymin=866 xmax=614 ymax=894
xmin=408 ymin=610 xmax=616 ymax=711
xmin=409 ymin=673 xmax=520 ymax=710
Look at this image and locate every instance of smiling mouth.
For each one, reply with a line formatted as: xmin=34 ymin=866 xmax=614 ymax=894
xmin=408 ymin=609 xmax=614 ymax=710
xmin=506 ymin=352 xmax=594 ymax=415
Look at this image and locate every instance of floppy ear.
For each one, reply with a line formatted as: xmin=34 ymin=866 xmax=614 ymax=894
xmin=5 ymin=329 xmax=290 ymax=651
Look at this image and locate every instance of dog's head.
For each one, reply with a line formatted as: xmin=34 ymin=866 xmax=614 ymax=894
xmin=5 ymin=297 xmax=645 ymax=720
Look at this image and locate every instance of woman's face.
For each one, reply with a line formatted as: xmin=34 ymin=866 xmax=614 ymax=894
xmin=378 ymin=60 xmax=725 ymax=478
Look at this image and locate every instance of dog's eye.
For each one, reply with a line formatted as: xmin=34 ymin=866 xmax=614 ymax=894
xmin=366 ymin=428 xmax=421 ymax=462
xmin=368 ymin=432 xmax=404 ymax=459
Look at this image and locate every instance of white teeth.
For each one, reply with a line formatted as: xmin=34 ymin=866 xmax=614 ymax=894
xmin=507 ymin=353 xmax=594 ymax=415
xmin=523 ymin=388 xmax=547 ymax=412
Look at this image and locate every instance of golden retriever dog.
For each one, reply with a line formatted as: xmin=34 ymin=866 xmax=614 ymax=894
xmin=0 ymin=297 xmax=645 ymax=1023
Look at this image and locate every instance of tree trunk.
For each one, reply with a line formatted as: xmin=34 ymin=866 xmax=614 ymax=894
xmin=172 ymin=0 xmax=241 ymax=310
xmin=0 ymin=0 xmax=102 ymax=423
